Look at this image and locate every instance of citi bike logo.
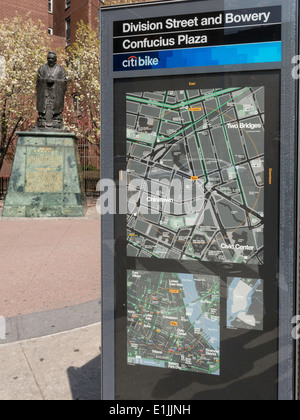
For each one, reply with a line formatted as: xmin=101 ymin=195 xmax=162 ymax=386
xmin=122 ymin=55 xmax=159 ymax=69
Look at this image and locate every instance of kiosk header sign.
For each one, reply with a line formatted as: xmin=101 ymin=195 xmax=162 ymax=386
xmin=113 ymin=6 xmax=282 ymax=71
xmin=101 ymin=0 xmax=299 ymax=401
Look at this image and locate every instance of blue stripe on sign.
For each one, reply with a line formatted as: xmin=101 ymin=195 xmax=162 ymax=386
xmin=113 ymin=41 xmax=282 ymax=71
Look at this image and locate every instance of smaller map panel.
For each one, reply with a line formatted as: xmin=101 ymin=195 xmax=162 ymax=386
xmin=127 ymin=270 xmax=220 ymax=376
xmin=227 ymin=277 xmax=263 ymax=331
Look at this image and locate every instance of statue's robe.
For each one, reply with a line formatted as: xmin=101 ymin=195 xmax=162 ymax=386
xmin=36 ymin=63 xmax=67 ymax=116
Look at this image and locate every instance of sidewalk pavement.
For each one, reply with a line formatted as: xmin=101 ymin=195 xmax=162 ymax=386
xmin=0 ymin=324 xmax=101 ymax=400
xmin=0 ymin=197 xmax=102 ymax=400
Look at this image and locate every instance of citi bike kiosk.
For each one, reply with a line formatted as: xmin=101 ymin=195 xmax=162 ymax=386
xmin=100 ymin=0 xmax=300 ymax=400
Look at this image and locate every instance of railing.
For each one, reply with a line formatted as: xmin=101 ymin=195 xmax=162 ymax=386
xmin=78 ymin=143 xmax=100 ymax=196
xmin=83 ymin=171 xmax=100 ymax=196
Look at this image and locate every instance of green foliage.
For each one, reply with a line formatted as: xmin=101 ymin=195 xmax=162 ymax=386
xmin=82 ymin=164 xmax=99 ymax=171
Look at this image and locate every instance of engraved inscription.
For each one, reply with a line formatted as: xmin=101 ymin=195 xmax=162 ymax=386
xmin=25 ymin=147 xmax=63 ymax=193
xmin=26 ymin=171 xmax=63 ymax=193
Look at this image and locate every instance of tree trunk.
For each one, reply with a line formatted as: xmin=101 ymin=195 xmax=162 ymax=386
xmin=0 ymin=115 xmax=22 ymax=174
xmin=0 ymin=99 xmax=7 ymax=174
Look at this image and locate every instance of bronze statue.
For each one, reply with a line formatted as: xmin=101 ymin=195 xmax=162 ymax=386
xmin=36 ymin=51 xmax=67 ymax=130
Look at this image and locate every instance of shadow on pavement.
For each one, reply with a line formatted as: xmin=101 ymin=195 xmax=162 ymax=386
xmin=67 ymin=354 xmax=101 ymax=400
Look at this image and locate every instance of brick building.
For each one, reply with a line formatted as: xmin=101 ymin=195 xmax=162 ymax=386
xmin=0 ymin=0 xmax=50 ymax=24
xmin=53 ymin=0 xmax=101 ymax=46
xmin=0 ymin=0 xmax=102 ymax=51
xmin=0 ymin=0 xmax=65 ymax=50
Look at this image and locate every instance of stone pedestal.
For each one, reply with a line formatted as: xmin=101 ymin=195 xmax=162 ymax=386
xmin=3 ymin=131 xmax=86 ymax=217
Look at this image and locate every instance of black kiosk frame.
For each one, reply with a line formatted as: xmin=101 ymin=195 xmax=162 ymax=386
xmin=100 ymin=0 xmax=299 ymax=400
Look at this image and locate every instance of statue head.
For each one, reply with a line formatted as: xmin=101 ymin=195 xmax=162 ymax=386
xmin=47 ymin=51 xmax=57 ymax=68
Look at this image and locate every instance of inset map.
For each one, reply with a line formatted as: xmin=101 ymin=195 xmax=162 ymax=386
xmin=227 ymin=277 xmax=263 ymax=330
xmin=126 ymin=87 xmax=264 ymax=264
xmin=127 ymin=270 xmax=220 ymax=376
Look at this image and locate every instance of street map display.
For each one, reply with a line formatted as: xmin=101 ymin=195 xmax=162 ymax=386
xmin=127 ymin=270 xmax=220 ymax=376
xmin=227 ymin=277 xmax=264 ymax=331
xmin=126 ymin=86 xmax=264 ymax=264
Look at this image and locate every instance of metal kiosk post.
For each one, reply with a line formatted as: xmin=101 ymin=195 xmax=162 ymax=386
xmin=100 ymin=0 xmax=299 ymax=400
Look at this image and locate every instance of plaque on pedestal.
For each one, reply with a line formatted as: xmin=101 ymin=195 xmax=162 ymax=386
xmin=3 ymin=131 xmax=86 ymax=217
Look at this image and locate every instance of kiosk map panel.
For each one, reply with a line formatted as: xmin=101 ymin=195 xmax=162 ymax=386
xmin=113 ymin=70 xmax=280 ymax=400
xmin=127 ymin=270 xmax=220 ymax=375
xmin=227 ymin=277 xmax=264 ymax=330
xmin=126 ymin=86 xmax=264 ymax=264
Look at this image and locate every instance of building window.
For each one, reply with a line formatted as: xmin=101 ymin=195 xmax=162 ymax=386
xmin=48 ymin=0 xmax=53 ymax=14
xmin=48 ymin=28 xmax=53 ymax=36
xmin=66 ymin=17 xmax=71 ymax=46
xmin=65 ymin=0 xmax=71 ymax=9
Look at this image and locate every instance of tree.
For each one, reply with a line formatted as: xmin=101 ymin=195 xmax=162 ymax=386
xmin=0 ymin=15 xmax=51 ymax=172
xmin=62 ymin=21 xmax=100 ymax=146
